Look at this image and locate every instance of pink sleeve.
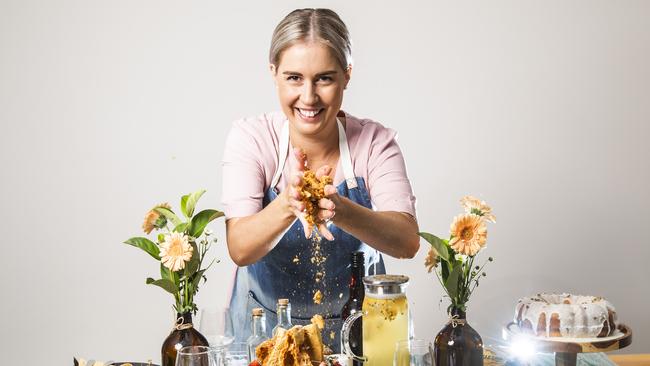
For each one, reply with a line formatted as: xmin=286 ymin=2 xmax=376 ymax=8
xmin=221 ymin=119 xmax=266 ymax=219
xmin=366 ymin=126 xmax=417 ymax=218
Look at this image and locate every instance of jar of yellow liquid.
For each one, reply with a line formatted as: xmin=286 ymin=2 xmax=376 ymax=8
xmin=341 ymin=275 xmax=411 ymax=366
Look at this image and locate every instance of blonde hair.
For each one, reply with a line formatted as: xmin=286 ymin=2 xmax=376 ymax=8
xmin=269 ymin=8 xmax=352 ymax=71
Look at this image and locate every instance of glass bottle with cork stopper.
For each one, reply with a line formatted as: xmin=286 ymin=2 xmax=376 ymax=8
xmin=246 ymin=307 xmax=268 ymax=362
xmin=272 ymin=298 xmax=293 ymax=337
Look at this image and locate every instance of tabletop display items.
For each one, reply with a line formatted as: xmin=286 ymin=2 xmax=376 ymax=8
xmin=123 ymin=189 xmax=224 ymax=366
xmin=393 ymin=339 xmax=434 ymax=366
xmin=272 ymin=299 xmax=293 ymax=337
xmin=419 ymin=195 xmax=497 ymax=366
xmin=340 ymin=251 xmax=365 ymax=366
xmin=342 ymin=274 xmax=411 ymax=366
xmin=174 ymin=346 xmax=220 ymax=366
xmin=246 ymin=308 xmax=269 ymax=362
xmin=198 ymin=307 xmax=235 ymax=348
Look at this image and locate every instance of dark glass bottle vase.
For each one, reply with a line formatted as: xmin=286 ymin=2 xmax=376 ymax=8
xmin=434 ymin=308 xmax=484 ymax=366
xmin=161 ymin=312 xmax=209 ymax=366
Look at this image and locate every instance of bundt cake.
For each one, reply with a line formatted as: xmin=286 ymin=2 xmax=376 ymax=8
xmin=514 ymin=293 xmax=617 ymax=338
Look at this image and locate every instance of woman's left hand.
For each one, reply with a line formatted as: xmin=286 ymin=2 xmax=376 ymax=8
xmin=313 ymin=165 xmax=339 ymax=241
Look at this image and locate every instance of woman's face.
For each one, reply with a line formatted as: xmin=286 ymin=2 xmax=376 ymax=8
xmin=271 ymin=41 xmax=350 ymax=137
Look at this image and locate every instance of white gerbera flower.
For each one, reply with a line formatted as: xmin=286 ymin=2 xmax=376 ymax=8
xmin=159 ymin=232 xmax=193 ymax=272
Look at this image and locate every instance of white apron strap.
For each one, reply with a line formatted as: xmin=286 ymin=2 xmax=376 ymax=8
xmin=270 ymin=121 xmax=290 ymax=190
xmin=271 ymin=117 xmax=357 ymax=190
xmin=337 ymin=118 xmax=358 ymax=189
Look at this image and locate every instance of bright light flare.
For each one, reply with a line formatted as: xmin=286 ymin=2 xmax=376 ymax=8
xmin=507 ymin=337 xmax=537 ymax=361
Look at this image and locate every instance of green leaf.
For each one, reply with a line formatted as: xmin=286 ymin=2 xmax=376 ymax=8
xmin=157 ymin=233 xmax=165 ymax=243
xmin=188 ymin=209 xmax=224 ymax=238
xmin=445 ymin=265 xmax=462 ymax=301
xmin=184 ymin=242 xmax=200 ymax=276
xmin=146 ymin=277 xmax=178 ymax=295
xmin=418 ymin=232 xmax=450 ymax=261
xmin=441 ymin=258 xmax=450 ymax=282
xmin=154 ymin=207 xmax=182 ymax=227
xmin=174 ymin=222 xmax=189 ymax=233
xmin=124 ymin=237 xmax=160 ymax=260
xmin=185 ymin=190 xmax=206 ymax=218
xmin=160 ymin=264 xmax=172 ymax=282
xmin=181 ymin=194 xmax=190 ymax=218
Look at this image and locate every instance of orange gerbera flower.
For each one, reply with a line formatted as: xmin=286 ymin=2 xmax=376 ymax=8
xmin=460 ymin=195 xmax=496 ymax=223
xmin=449 ymin=214 xmax=487 ymax=256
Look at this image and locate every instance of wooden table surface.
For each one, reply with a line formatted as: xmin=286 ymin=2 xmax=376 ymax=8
xmin=608 ymin=354 xmax=650 ymax=366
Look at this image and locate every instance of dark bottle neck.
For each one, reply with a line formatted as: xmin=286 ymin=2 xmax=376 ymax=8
xmin=449 ymin=307 xmax=466 ymax=320
xmin=349 ymin=251 xmax=365 ymax=293
xmin=176 ymin=312 xmax=193 ymax=325
xmin=349 ymin=265 xmax=364 ymax=293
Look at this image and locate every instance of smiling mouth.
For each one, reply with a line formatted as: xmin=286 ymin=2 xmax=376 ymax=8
xmin=295 ymin=108 xmax=324 ymax=120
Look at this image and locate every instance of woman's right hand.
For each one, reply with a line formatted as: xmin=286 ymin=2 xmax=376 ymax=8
xmin=281 ymin=147 xmax=314 ymax=238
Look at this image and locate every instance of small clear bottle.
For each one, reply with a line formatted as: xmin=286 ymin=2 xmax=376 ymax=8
xmin=246 ymin=308 xmax=268 ymax=362
xmin=272 ymin=298 xmax=293 ymax=337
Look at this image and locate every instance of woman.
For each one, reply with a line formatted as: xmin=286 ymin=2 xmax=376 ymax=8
xmin=221 ymin=8 xmax=419 ymax=352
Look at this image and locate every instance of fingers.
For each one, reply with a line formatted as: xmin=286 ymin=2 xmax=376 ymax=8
xmin=290 ymin=174 xmax=304 ymax=201
xmin=318 ymin=198 xmax=335 ymax=210
xmin=293 ymin=147 xmax=307 ymax=171
xmin=291 ymin=173 xmax=303 ymax=188
xmin=315 ymin=165 xmax=332 ymax=179
xmin=317 ymin=209 xmax=335 ymax=222
xmin=297 ymin=214 xmax=313 ymax=239
xmin=290 ymin=196 xmax=305 ymax=212
xmin=317 ymin=223 xmax=335 ymax=241
xmin=323 ymin=184 xmax=337 ymax=196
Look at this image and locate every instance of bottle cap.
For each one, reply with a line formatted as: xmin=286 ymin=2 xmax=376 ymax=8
xmin=351 ymin=251 xmax=365 ymax=266
xmin=278 ymin=298 xmax=289 ymax=306
xmin=362 ymin=274 xmax=409 ymax=296
xmin=252 ymin=308 xmax=264 ymax=316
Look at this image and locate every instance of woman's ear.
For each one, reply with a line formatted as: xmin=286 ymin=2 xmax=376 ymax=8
xmin=269 ymin=64 xmax=278 ymax=88
xmin=344 ymin=65 xmax=352 ymax=89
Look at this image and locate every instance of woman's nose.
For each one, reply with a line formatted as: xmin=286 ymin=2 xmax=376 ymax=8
xmin=300 ymin=83 xmax=319 ymax=105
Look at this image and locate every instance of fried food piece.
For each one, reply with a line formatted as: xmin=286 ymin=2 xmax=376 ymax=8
xmin=255 ymin=337 xmax=275 ymax=365
xmin=255 ymin=314 xmax=326 ymax=365
xmin=303 ymin=317 xmax=324 ymax=361
xmin=313 ymin=290 xmax=323 ymax=304
xmin=300 ymin=170 xmax=333 ymax=226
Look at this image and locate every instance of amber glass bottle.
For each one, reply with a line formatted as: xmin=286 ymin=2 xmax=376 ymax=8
xmin=340 ymin=251 xmax=365 ymax=366
xmin=161 ymin=312 xmax=209 ymax=366
xmin=434 ymin=308 xmax=483 ymax=366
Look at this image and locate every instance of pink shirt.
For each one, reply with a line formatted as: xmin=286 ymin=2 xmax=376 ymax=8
xmin=221 ymin=111 xmax=417 ymax=220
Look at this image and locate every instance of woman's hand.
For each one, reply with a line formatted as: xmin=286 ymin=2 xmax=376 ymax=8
xmin=315 ymin=167 xmax=337 ymax=241
xmin=281 ymin=148 xmax=310 ymax=237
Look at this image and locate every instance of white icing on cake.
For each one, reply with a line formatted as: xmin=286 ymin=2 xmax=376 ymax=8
xmin=514 ymin=293 xmax=617 ymax=338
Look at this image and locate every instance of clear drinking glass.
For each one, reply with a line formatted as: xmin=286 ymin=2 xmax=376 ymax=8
xmin=198 ymin=307 xmax=235 ymax=347
xmin=175 ymin=346 xmax=221 ymax=366
xmin=393 ymin=339 xmax=434 ymax=366
xmin=225 ymin=342 xmax=249 ymax=366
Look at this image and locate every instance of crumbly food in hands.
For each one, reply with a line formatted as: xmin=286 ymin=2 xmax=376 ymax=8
xmin=300 ymin=170 xmax=333 ymax=227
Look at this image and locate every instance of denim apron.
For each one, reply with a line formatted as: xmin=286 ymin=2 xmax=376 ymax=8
xmin=228 ymin=118 xmax=385 ymax=352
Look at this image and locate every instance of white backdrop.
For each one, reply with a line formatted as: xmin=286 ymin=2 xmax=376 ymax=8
xmin=1 ymin=0 xmax=648 ymax=364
